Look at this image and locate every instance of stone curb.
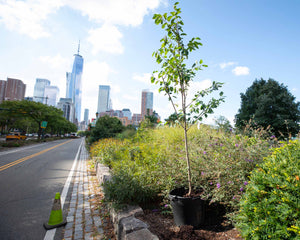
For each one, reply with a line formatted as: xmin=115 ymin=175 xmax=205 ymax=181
xmin=94 ymin=161 xmax=159 ymax=240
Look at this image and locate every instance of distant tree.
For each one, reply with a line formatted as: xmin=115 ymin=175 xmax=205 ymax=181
xmin=214 ymin=115 xmax=232 ymax=132
xmin=0 ymin=100 xmax=76 ymax=139
xmin=235 ymin=78 xmax=300 ymax=138
xmin=90 ymin=115 xmax=125 ymax=143
xmin=165 ymin=113 xmax=179 ymax=126
xmin=145 ymin=110 xmax=159 ymax=125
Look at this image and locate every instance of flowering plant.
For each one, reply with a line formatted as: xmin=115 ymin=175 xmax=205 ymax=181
xmin=236 ymin=141 xmax=300 ymax=239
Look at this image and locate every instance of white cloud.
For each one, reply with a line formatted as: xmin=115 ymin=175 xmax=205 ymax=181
xmin=123 ymin=94 xmax=139 ymax=101
xmin=39 ymin=54 xmax=70 ymax=70
xmin=232 ymin=66 xmax=250 ymax=76
xmin=87 ymin=24 xmax=124 ymax=55
xmin=0 ymin=0 xmax=63 ymax=39
xmin=65 ymin=0 xmax=161 ymax=27
xmin=82 ymin=60 xmax=114 ymax=92
xmin=81 ymin=60 xmax=115 ymax=117
xmin=219 ymin=61 xmax=237 ymax=69
xmin=190 ymin=79 xmax=212 ymax=92
xmin=133 ymin=73 xmax=152 ymax=84
xmin=0 ymin=0 xmax=162 ymax=41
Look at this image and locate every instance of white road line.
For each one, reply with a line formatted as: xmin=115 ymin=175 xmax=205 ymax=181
xmin=43 ymin=138 xmax=84 ymax=240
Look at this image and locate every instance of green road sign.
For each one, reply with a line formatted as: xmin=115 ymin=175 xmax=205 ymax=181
xmin=41 ymin=121 xmax=48 ymax=128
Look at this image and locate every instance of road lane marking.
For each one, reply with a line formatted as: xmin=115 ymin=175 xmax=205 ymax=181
xmin=0 ymin=140 xmax=74 ymax=172
xmin=43 ymin=138 xmax=84 ymax=240
xmin=0 ymin=142 xmax=49 ymax=156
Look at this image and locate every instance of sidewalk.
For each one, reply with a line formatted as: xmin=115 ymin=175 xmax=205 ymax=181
xmin=62 ymin=144 xmax=109 ymax=240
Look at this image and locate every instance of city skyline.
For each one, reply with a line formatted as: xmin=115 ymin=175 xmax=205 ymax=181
xmin=0 ymin=1 xmax=299 ymax=124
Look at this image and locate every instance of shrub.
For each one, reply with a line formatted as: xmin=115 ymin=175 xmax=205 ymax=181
xmin=236 ymin=141 xmax=300 ymax=239
xmin=90 ymin=125 xmax=275 ymax=213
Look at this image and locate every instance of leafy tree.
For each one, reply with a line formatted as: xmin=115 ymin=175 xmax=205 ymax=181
xmin=90 ymin=115 xmax=125 ymax=143
xmin=0 ymin=100 xmax=76 ymax=139
xmin=214 ymin=115 xmax=232 ymax=132
xmin=145 ymin=110 xmax=159 ymax=124
xmin=165 ymin=113 xmax=179 ymax=126
xmin=151 ymin=2 xmax=224 ymax=196
xmin=235 ymin=78 xmax=300 ymax=139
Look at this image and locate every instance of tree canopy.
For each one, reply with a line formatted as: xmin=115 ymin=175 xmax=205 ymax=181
xmin=89 ymin=115 xmax=125 ymax=143
xmin=235 ymin=78 xmax=300 ymax=138
xmin=0 ymin=100 xmax=77 ymax=138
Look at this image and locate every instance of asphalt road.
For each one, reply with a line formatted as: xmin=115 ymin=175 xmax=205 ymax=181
xmin=0 ymin=138 xmax=83 ymax=240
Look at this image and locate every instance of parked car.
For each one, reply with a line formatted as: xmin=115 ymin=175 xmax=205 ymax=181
xmin=6 ymin=132 xmax=27 ymax=141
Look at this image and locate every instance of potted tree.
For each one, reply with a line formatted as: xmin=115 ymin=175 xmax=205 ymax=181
xmin=151 ymin=2 xmax=225 ymax=227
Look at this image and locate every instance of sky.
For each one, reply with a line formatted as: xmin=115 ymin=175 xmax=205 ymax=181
xmin=0 ymin=0 xmax=299 ymax=125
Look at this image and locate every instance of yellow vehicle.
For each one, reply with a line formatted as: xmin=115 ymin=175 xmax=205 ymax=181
xmin=6 ymin=132 xmax=27 ymax=141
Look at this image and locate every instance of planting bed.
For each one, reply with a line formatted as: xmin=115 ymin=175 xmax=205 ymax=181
xmin=137 ymin=203 xmax=244 ymax=240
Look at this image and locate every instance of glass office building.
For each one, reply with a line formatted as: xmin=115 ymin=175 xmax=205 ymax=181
xmin=141 ymin=89 xmax=153 ymax=118
xmin=66 ymin=45 xmax=84 ymax=123
xmin=44 ymin=85 xmax=59 ymax=106
xmin=33 ymin=78 xmax=50 ymax=103
xmin=97 ymin=85 xmax=111 ymax=114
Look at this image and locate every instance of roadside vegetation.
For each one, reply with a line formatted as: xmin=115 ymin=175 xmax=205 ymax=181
xmin=0 ymin=100 xmax=77 ymax=139
xmin=90 ymin=122 xmax=277 ymax=209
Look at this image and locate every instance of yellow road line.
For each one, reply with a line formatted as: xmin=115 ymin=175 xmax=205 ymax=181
xmin=0 ymin=140 xmax=74 ymax=172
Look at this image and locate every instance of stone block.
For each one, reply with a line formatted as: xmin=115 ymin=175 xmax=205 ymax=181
xmin=125 ymin=228 xmax=159 ymax=240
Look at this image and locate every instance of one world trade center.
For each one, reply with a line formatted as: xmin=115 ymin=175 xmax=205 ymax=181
xmin=66 ymin=42 xmax=84 ymax=124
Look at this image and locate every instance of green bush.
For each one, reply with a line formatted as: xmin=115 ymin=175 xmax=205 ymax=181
xmin=236 ymin=141 xmax=300 ymax=239
xmin=90 ymin=125 xmax=275 ymax=213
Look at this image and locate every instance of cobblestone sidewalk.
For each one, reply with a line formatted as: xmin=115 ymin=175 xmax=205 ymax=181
xmin=63 ymin=145 xmax=105 ymax=240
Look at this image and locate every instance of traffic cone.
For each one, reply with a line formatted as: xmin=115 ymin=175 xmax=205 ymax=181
xmin=44 ymin=192 xmax=67 ymax=230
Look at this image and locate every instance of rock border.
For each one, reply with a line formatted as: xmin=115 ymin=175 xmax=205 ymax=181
xmin=95 ymin=162 xmax=159 ymax=240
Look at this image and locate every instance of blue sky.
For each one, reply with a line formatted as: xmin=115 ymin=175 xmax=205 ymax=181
xmin=0 ymin=0 xmax=299 ymax=124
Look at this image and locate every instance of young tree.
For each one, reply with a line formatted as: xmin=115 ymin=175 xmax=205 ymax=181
xmin=151 ymin=2 xmax=224 ymax=196
xmin=235 ymin=78 xmax=300 ymax=138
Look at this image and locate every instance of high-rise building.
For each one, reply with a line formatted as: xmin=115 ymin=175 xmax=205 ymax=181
xmin=66 ymin=42 xmax=84 ymax=123
xmin=97 ymin=85 xmax=111 ymax=114
xmin=0 ymin=78 xmax=26 ymax=102
xmin=57 ymin=98 xmax=75 ymax=123
xmin=84 ymin=109 xmax=89 ymax=126
xmin=141 ymin=89 xmax=153 ymax=118
xmin=44 ymin=85 xmax=59 ymax=107
xmin=33 ymin=78 xmax=50 ymax=103
xmin=0 ymin=80 xmax=6 ymax=103
xmin=122 ymin=108 xmax=132 ymax=120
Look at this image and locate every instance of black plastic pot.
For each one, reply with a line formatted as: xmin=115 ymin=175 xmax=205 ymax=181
xmin=169 ymin=187 xmax=205 ymax=228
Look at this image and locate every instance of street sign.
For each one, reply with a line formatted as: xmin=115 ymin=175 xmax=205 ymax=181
xmin=41 ymin=121 xmax=48 ymax=128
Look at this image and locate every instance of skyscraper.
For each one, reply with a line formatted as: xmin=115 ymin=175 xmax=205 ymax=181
xmin=57 ymin=98 xmax=75 ymax=123
xmin=0 ymin=80 xmax=6 ymax=103
xmin=122 ymin=108 xmax=132 ymax=120
xmin=44 ymin=85 xmax=59 ymax=106
xmin=66 ymin=42 xmax=84 ymax=123
xmin=84 ymin=109 xmax=89 ymax=126
xmin=141 ymin=89 xmax=153 ymax=118
xmin=1 ymin=78 xmax=26 ymax=102
xmin=97 ymin=85 xmax=111 ymax=114
xmin=33 ymin=78 xmax=50 ymax=103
